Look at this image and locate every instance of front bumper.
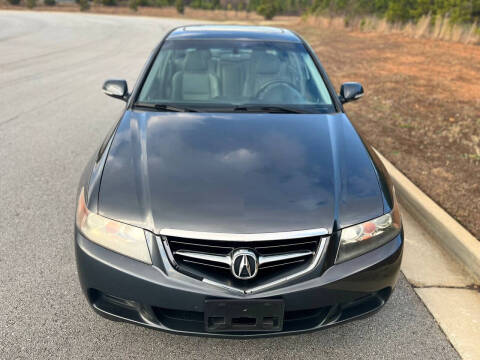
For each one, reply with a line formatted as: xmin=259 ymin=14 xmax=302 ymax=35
xmin=75 ymin=229 xmax=403 ymax=337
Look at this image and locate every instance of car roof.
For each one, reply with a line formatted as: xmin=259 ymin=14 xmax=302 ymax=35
xmin=167 ymin=25 xmax=301 ymax=43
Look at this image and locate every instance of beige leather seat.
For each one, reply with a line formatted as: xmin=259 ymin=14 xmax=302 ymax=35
xmin=172 ymin=50 xmax=219 ymax=101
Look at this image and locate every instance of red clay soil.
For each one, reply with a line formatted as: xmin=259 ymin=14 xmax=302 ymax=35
xmin=292 ymin=24 xmax=480 ymax=239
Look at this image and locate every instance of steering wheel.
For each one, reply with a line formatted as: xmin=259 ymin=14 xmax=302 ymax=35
xmin=256 ymin=80 xmax=303 ymax=102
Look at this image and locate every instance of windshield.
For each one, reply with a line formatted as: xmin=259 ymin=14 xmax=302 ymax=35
xmin=136 ymin=39 xmax=335 ymax=113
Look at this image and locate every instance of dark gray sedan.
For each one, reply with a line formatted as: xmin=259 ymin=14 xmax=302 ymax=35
xmin=75 ymin=25 xmax=403 ymax=337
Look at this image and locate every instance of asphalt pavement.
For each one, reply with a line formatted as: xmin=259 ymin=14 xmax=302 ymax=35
xmin=0 ymin=11 xmax=460 ymax=359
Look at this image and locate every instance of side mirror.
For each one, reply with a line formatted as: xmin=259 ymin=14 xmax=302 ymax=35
xmin=102 ymin=79 xmax=129 ymax=101
xmin=339 ymin=82 xmax=364 ymax=104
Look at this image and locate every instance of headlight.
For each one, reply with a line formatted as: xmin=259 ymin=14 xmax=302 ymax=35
xmin=76 ymin=188 xmax=152 ymax=264
xmin=336 ymin=204 xmax=401 ymax=264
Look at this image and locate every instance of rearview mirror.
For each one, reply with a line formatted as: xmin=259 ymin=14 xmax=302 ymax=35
xmin=102 ymin=79 xmax=129 ymax=101
xmin=339 ymin=82 xmax=364 ymax=104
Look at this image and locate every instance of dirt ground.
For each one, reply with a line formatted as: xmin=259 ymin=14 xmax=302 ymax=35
xmin=291 ymin=23 xmax=480 ymax=239
xmin=2 ymin=5 xmax=479 ymax=238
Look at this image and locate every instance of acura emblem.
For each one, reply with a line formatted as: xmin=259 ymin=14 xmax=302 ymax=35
xmin=231 ymin=249 xmax=258 ymax=280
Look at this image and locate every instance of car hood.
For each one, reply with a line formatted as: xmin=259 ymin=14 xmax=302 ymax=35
xmin=98 ymin=110 xmax=384 ymax=234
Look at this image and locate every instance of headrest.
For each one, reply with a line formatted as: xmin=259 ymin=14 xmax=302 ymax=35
xmin=255 ymin=53 xmax=281 ymax=74
xmin=184 ymin=50 xmax=209 ymax=72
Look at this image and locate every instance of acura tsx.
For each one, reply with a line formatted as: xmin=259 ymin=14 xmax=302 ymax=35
xmin=75 ymin=25 xmax=403 ymax=337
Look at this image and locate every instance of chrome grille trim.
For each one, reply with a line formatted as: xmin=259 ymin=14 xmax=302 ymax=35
xmin=260 ymin=258 xmax=305 ymax=269
xmin=254 ymin=239 xmax=318 ymax=250
xmin=159 ymin=231 xmax=330 ymax=294
xmin=175 ymin=250 xmax=232 ymax=266
xmin=173 ymin=249 xmax=314 ymax=268
xmin=169 ymin=240 xmax=234 ymax=251
xmin=244 ymin=237 xmax=328 ymax=294
xmin=258 ymin=250 xmax=313 ymax=265
xmin=160 ymin=228 xmax=328 ymax=241
xmin=183 ymin=259 xmax=230 ymax=270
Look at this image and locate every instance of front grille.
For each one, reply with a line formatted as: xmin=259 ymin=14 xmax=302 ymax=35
xmin=162 ymin=234 xmax=327 ymax=290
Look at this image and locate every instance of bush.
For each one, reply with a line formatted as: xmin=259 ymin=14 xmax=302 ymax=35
xmin=385 ymin=0 xmax=415 ymax=23
xmin=359 ymin=18 xmax=366 ymax=29
xmin=44 ymin=0 xmax=56 ymax=5
xmin=26 ymin=0 xmax=36 ymax=8
xmin=7 ymin=0 xmax=21 ymax=5
xmin=256 ymin=0 xmax=277 ymax=19
xmin=153 ymin=0 xmax=169 ymax=6
xmin=101 ymin=0 xmax=117 ymax=6
xmin=175 ymin=0 xmax=184 ymax=14
xmin=78 ymin=0 xmax=90 ymax=11
xmin=129 ymin=0 xmax=138 ymax=11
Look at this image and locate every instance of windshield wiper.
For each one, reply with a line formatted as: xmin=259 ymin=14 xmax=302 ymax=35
xmin=134 ymin=102 xmax=198 ymax=112
xmin=233 ymin=105 xmax=305 ymax=114
xmin=134 ymin=103 xmax=306 ymax=114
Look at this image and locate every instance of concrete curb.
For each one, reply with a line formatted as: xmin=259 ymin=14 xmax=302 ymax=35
xmin=375 ymin=150 xmax=480 ymax=283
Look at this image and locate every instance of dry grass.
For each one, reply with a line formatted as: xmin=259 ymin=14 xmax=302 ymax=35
xmin=3 ymin=3 xmax=477 ymax=43
xmin=305 ymin=14 xmax=480 ymax=44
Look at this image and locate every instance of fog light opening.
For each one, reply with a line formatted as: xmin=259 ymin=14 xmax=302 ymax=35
xmin=338 ymin=287 xmax=392 ymax=322
xmin=88 ymin=288 xmax=150 ymax=325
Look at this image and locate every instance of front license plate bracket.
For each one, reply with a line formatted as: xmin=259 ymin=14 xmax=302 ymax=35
xmin=204 ymin=299 xmax=284 ymax=332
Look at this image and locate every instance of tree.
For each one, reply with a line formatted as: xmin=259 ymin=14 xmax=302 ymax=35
xmin=7 ymin=0 xmax=21 ymax=5
xmin=26 ymin=0 xmax=36 ymax=8
xmin=102 ymin=0 xmax=117 ymax=6
xmin=248 ymin=0 xmax=259 ymax=12
xmin=44 ymin=0 xmax=56 ymax=5
xmin=153 ymin=0 xmax=170 ymax=7
xmin=385 ymin=0 xmax=418 ymax=23
xmin=257 ymin=0 xmax=277 ymax=19
xmin=175 ymin=0 xmax=184 ymax=13
xmin=78 ymin=0 xmax=90 ymax=11
xmin=190 ymin=0 xmax=201 ymax=8
xmin=129 ymin=0 xmax=138 ymax=11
